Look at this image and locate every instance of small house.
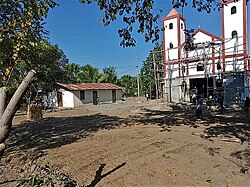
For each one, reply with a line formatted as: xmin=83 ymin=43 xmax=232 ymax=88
xmin=56 ymin=83 xmax=123 ymax=107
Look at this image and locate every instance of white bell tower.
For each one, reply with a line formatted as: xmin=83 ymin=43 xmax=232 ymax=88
xmin=162 ymin=9 xmax=186 ymax=76
xmin=222 ymin=0 xmax=248 ymax=71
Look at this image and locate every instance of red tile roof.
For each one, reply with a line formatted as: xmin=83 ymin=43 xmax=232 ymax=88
xmin=166 ymin=9 xmax=179 ymax=17
xmin=57 ymin=83 xmax=123 ymax=91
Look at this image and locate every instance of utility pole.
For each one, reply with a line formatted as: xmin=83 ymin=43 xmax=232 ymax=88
xmin=167 ymin=49 xmax=172 ymax=102
xmin=153 ymin=51 xmax=158 ymax=102
xmin=203 ymin=43 xmax=209 ymax=99
xmin=136 ymin=54 xmax=140 ymax=102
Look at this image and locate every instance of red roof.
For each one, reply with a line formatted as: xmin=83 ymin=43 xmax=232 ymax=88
xmin=166 ymin=9 xmax=179 ymax=17
xmin=57 ymin=83 xmax=123 ymax=91
xmin=221 ymin=0 xmax=235 ymax=5
xmin=193 ymin=28 xmax=221 ymax=40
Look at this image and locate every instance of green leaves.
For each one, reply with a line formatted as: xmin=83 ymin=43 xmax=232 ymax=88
xmin=0 ymin=0 xmax=58 ymax=86
xmin=78 ymin=64 xmax=101 ymax=83
xmin=99 ymin=66 xmax=118 ymax=83
xmin=63 ymin=64 xmax=119 ymax=84
xmin=140 ymin=42 xmax=163 ymax=96
xmin=117 ymin=75 xmax=137 ymax=97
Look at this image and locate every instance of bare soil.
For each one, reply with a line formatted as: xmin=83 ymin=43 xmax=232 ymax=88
xmin=1 ymin=97 xmax=250 ymax=186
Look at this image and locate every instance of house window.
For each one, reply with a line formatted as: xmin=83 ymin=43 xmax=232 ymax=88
xmin=231 ymin=30 xmax=238 ymax=39
xmin=231 ymin=6 xmax=236 ymax=15
xmin=80 ymin=90 xmax=85 ymax=100
xmin=169 ymin=23 xmax=173 ymax=30
xmin=169 ymin=42 xmax=173 ymax=49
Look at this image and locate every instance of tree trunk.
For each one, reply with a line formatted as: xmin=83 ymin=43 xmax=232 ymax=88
xmin=0 ymin=70 xmax=36 ymax=159
xmin=0 ymin=87 xmax=7 ymax=157
xmin=27 ymin=104 xmax=43 ymax=121
xmin=0 ymin=87 xmax=7 ymax=118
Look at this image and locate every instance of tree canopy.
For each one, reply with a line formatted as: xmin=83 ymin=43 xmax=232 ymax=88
xmin=140 ymin=42 xmax=163 ymax=98
xmin=0 ymin=0 xmax=57 ymax=86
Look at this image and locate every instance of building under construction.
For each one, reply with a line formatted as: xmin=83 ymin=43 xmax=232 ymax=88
xmin=161 ymin=0 xmax=249 ymax=104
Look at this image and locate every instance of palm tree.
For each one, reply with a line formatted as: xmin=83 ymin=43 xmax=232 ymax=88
xmin=117 ymin=75 xmax=137 ymax=97
xmin=78 ymin=64 xmax=101 ymax=83
xmin=64 ymin=63 xmax=81 ymax=83
xmin=99 ymin=66 xmax=117 ymax=83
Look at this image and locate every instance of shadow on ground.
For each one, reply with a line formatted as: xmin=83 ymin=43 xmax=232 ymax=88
xmin=135 ymin=103 xmax=250 ymax=143
xmin=6 ymin=114 xmax=124 ymax=155
xmin=5 ymin=103 xmax=250 ymax=158
xmin=86 ymin=162 xmax=126 ymax=187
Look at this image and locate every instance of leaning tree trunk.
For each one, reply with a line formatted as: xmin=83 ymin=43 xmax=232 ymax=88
xmin=0 ymin=70 xmax=36 ymax=159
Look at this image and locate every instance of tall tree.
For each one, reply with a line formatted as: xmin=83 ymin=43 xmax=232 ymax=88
xmin=99 ymin=66 xmax=118 ymax=83
xmin=78 ymin=64 xmax=101 ymax=83
xmin=117 ymin=75 xmax=137 ymax=97
xmin=19 ymin=40 xmax=69 ymax=92
xmin=0 ymin=0 xmax=57 ymax=159
xmin=0 ymin=0 xmax=58 ymax=84
xmin=64 ymin=63 xmax=81 ymax=83
xmin=140 ymin=43 xmax=163 ymax=98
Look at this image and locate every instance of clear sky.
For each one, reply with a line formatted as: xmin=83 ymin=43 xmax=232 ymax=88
xmin=45 ymin=0 xmax=223 ymax=78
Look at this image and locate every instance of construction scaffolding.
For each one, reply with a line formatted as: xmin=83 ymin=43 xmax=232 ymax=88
xmin=150 ymin=35 xmax=250 ymax=104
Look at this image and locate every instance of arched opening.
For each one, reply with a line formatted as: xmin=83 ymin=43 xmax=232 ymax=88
xmin=169 ymin=23 xmax=173 ymax=30
xmin=169 ymin=42 xmax=173 ymax=49
xmin=231 ymin=6 xmax=236 ymax=15
xmin=231 ymin=30 xmax=238 ymax=39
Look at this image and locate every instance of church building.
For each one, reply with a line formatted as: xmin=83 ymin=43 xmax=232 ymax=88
xmin=162 ymin=0 xmax=249 ymax=104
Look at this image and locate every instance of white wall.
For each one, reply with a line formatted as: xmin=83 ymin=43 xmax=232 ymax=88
xmin=224 ymin=1 xmax=244 ymax=53
xmin=60 ymin=89 xmax=123 ymax=107
xmin=116 ymin=90 xmax=123 ymax=100
xmin=61 ymin=89 xmax=74 ymax=108
xmin=98 ymin=90 xmax=122 ymax=103
xmin=164 ymin=18 xmax=178 ymax=49
xmin=180 ymin=19 xmax=186 ymax=44
xmin=71 ymin=91 xmax=84 ymax=107
xmin=224 ymin=57 xmax=245 ymax=71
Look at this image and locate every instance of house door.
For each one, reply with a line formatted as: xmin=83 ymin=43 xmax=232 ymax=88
xmin=93 ymin=91 xmax=98 ymax=105
xmin=112 ymin=90 xmax=116 ymax=103
xmin=57 ymin=92 xmax=63 ymax=107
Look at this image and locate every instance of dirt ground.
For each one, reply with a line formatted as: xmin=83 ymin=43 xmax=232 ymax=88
xmin=1 ymin=97 xmax=250 ymax=186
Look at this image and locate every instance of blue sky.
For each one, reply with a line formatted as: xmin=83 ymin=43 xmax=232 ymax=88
xmin=45 ymin=0 xmax=222 ymax=77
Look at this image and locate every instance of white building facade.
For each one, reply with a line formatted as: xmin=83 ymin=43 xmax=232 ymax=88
xmin=56 ymin=83 xmax=123 ymax=108
xmin=162 ymin=0 xmax=249 ymax=104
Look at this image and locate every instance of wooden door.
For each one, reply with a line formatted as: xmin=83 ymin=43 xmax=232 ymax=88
xmin=112 ymin=90 xmax=116 ymax=103
xmin=57 ymin=92 xmax=63 ymax=107
xmin=93 ymin=91 xmax=98 ymax=105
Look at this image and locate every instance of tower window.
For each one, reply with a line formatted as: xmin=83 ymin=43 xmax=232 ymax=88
xmin=169 ymin=42 xmax=173 ymax=49
xmin=181 ymin=23 xmax=183 ymax=29
xmin=231 ymin=6 xmax=236 ymax=14
xmin=231 ymin=30 xmax=238 ymax=38
xmin=169 ymin=23 xmax=173 ymax=30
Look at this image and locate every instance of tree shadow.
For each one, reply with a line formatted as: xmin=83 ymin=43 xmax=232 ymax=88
xmin=86 ymin=162 xmax=126 ymax=187
xmin=5 ymin=114 xmax=126 ymax=156
xmin=130 ymin=103 xmax=205 ymax=129
xmin=203 ymin=110 xmax=250 ymax=143
xmin=5 ymin=103 xmax=249 ymax=160
xmin=132 ymin=103 xmax=250 ymax=143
